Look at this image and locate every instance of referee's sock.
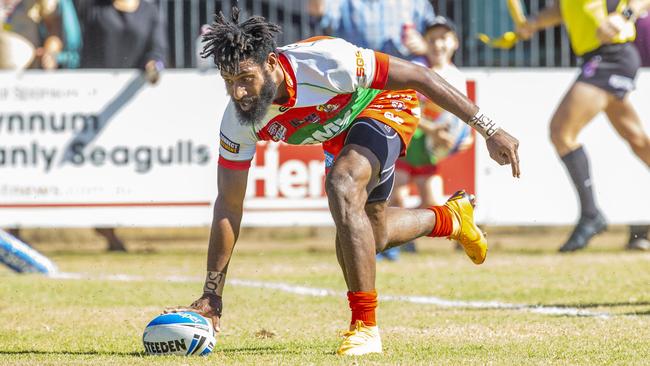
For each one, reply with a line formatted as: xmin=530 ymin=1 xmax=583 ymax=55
xmin=560 ymin=146 xmax=600 ymax=219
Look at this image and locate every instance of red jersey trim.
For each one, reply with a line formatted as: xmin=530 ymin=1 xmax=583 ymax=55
xmin=370 ymin=51 xmax=389 ymax=90
xmin=218 ymin=156 xmax=252 ymax=170
xmin=277 ymin=53 xmax=297 ymax=108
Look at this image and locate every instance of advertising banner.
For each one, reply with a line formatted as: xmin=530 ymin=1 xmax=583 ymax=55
xmin=1 ymin=70 xmax=648 ymax=227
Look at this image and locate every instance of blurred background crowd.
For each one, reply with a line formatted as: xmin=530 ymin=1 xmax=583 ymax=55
xmin=4 ymin=0 xmax=649 ymax=72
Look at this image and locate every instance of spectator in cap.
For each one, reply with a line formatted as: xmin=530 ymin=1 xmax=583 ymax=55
xmin=391 ymin=16 xmax=473 ymax=254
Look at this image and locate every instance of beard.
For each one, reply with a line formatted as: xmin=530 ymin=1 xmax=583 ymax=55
xmin=233 ymin=71 xmax=277 ymax=126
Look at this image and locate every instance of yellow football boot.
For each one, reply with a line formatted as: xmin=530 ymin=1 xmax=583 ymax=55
xmin=444 ymin=190 xmax=487 ymax=264
xmin=336 ymin=320 xmax=382 ymax=356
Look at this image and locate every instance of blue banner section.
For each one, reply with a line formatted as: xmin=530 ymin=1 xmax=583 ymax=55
xmin=0 ymin=230 xmax=58 ymax=274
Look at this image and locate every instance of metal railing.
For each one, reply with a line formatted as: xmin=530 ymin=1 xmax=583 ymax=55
xmin=160 ymin=0 xmax=578 ymax=68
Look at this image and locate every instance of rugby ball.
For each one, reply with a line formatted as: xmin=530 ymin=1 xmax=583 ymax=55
xmin=142 ymin=311 xmax=215 ymax=356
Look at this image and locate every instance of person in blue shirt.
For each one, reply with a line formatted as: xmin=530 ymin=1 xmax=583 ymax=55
xmin=309 ymin=0 xmax=436 ymax=61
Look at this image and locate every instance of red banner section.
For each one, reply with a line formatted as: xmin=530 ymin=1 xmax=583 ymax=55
xmin=250 ymin=142 xmax=326 ymax=199
xmin=435 ymin=80 xmax=476 ymax=196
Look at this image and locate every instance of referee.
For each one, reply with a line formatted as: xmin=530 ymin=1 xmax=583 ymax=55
xmin=518 ymin=0 xmax=650 ymax=252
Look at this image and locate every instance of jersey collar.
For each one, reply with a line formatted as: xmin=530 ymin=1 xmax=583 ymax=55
xmin=276 ymin=53 xmax=297 ymax=108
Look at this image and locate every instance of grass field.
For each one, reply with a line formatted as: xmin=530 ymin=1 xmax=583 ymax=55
xmin=1 ymin=227 xmax=650 ymax=365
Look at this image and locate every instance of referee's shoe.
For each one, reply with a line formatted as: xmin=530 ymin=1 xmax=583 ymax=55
xmin=559 ymin=212 xmax=607 ymax=252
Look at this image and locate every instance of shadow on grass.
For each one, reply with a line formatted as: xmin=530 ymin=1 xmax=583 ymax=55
xmin=544 ymin=301 xmax=650 ymax=309
xmin=621 ymin=309 xmax=650 ymax=316
xmin=218 ymin=345 xmax=329 ymax=355
xmin=0 ymin=350 xmax=145 ymax=357
xmin=1 ymin=347 xmax=334 ymax=356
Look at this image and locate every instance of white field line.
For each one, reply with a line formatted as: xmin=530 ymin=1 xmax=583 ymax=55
xmin=50 ymin=272 xmax=611 ymax=318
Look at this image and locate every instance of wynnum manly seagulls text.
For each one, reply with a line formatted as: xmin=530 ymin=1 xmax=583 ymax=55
xmin=0 ymin=112 xmax=211 ymax=173
xmin=0 ymin=141 xmax=211 ymax=173
xmin=0 ymin=112 xmax=100 ymax=134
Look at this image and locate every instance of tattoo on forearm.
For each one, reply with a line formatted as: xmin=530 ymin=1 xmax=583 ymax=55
xmin=203 ymin=271 xmax=226 ymax=296
xmin=468 ymin=112 xmax=500 ymax=139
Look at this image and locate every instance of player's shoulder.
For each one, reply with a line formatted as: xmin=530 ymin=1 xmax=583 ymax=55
xmin=220 ymin=102 xmax=257 ymax=141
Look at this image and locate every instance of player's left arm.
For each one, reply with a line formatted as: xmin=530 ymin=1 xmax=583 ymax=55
xmin=384 ymin=55 xmax=521 ymax=177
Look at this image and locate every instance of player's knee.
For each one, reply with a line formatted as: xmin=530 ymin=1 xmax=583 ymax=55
xmin=549 ymin=128 xmax=570 ymax=151
xmin=374 ymin=237 xmax=388 ymax=254
xmin=325 ymin=169 xmax=364 ymax=206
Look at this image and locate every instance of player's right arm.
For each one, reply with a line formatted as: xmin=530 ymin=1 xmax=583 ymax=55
xmin=384 ymin=56 xmax=521 ymax=177
xmin=166 ymin=103 xmax=256 ymax=332
xmin=183 ymin=164 xmax=249 ymax=333
xmin=517 ymin=1 xmax=562 ymax=40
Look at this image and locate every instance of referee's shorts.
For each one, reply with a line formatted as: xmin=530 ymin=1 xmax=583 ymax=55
xmin=577 ymin=42 xmax=641 ymax=99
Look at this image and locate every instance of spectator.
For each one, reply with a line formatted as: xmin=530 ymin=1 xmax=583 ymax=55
xmin=0 ymin=0 xmax=62 ymax=70
xmin=309 ymin=0 xmax=435 ymax=61
xmin=2 ymin=0 xmax=63 ymax=240
xmin=309 ymin=0 xmax=436 ymax=261
xmin=391 ymin=16 xmax=473 ymax=253
xmin=75 ymin=0 xmax=168 ymax=251
xmin=55 ymin=0 xmax=81 ymax=69
xmin=75 ymin=0 xmax=167 ymax=83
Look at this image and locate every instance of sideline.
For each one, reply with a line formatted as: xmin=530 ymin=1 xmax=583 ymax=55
xmin=51 ymin=272 xmax=611 ymax=318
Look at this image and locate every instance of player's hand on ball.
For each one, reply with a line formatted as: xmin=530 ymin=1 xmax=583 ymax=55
xmin=164 ymin=293 xmax=222 ymax=333
xmin=486 ymin=129 xmax=520 ymax=178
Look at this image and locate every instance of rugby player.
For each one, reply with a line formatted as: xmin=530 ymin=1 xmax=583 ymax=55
xmin=168 ymin=7 xmax=520 ymax=355
xmin=517 ymin=0 xmax=650 ymax=252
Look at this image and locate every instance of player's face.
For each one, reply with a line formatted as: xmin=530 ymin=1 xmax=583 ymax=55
xmin=425 ymin=27 xmax=459 ymax=67
xmin=222 ymin=60 xmax=277 ymax=125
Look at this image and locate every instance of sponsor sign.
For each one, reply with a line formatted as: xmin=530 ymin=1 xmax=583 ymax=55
xmin=1 ymin=70 xmax=648 ymax=227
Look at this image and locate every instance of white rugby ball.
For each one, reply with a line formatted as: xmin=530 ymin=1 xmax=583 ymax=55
xmin=143 ymin=311 xmax=215 ymax=356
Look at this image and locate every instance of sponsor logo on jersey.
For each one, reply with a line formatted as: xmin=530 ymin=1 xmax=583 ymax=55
xmin=383 ymin=93 xmax=413 ymax=101
xmin=316 ymin=103 xmax=340 ymax=113
xmin=289 ymin=113 xmax=320 ymax=128
xmin=220 ymin=132 xmax=240 ymax=154
xmin=279 ymin=106 xmax=290 ymax=112
xmin=301 ymin=110 xmax=353 ymax=144
xmin=355 ymin=50 xmax=367 ymax=84
xmin=324 ymin=151 xmax=335 ymax=168
xmin=268 ymin=122 xmax=287 ymax=141
xmin=289 ymin=118 xmax=303 ymax=128
xmin=383 ymin=111 xmax=404 ymax=124
xmin=391 ymin=100 xmax=406 ymax=111
xmin=304 ymin=113 xmax=321 ymax=124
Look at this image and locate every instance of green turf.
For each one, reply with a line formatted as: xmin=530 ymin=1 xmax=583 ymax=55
xmin=1 ymin=232 xmax=650 ymax=365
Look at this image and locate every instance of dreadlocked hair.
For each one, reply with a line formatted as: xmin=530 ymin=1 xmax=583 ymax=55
xmin=201 ymin=7 xmax=282 ymax=73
